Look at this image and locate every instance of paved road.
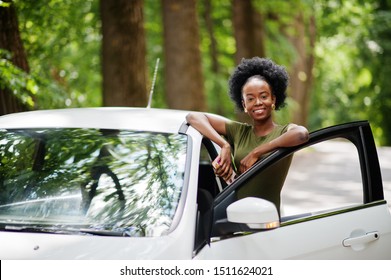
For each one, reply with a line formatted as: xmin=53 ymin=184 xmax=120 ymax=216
xmin=378 ymin=146 xmax=391 ymax=208
xmin=280 ymin=140 xmax=391 ymax=216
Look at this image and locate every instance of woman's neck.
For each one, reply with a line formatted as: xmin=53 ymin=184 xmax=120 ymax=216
xmin=252 ymin=118 xmax=276 ymax=137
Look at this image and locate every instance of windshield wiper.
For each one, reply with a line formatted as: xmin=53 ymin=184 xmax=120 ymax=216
xmin=3 ymin=225 xmax=64 ymax=234
xmin=1 ymin=224 xmax=135 ymax=236
xmin=78 ymin=228 xmax=131 ymax=236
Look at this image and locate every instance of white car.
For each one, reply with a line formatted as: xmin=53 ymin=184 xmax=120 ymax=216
xmin=0 ymin=107 xmax=390 ymax=259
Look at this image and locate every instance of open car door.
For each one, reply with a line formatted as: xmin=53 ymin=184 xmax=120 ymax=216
xmin=195 ymin=121 xmax=391 ymax=259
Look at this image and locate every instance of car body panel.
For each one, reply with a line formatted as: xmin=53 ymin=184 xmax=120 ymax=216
xmin=195 ymin=202 xmax=391 ymax=259
xmin=0 ymin=108 xmax=390 ymax=259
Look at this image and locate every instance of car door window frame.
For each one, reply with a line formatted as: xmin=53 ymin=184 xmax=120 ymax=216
xmin=210 ymin=121 xmax=385 ymax=238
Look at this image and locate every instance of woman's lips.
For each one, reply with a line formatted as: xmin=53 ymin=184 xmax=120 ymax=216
xmin=253 ymin=108 xmax=265 ymax=113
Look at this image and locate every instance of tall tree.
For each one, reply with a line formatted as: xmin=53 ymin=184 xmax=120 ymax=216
xmin=162 ymin=0 xmax=206 ymax=111
xmin=0 ymin=0 xmax=29 ymax=115
xmin=201 ymin=0 xmax=224 ymax=115
xmin=100 ymin=0 xmax=147 ymax=107
xmin=286 ymin=12 xmax=316 ymax=127
xmin=232 ymin=0 xmax=266 ymax=64
xmin=203 ymin=0 xmax=219 ymax=74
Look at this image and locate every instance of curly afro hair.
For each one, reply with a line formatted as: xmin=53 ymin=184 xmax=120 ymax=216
xmin=228 ymin=57 xmax=289 ymax=111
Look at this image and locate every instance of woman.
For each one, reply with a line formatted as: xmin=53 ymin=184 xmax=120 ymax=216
xmin=186 ymin=57 xmax=309 ymax=212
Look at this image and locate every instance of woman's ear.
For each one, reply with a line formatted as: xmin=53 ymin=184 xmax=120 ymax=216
xmin=242 ymin=100 xmax=248 ymax=113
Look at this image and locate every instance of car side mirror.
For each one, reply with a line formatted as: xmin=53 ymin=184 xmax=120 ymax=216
xmin=227 ymin=197 xmax=280 ymax=230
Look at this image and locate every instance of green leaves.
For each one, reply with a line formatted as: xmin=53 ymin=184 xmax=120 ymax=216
xmin=0 ymin=49 xmax=36 ymax=107
xmin=0 ymin=1 xmax=11 ymax=8
xmin=15 ymin=0 xmax=101 ymax=109
xmin=4 ymin=0 xmax=391 ymax=144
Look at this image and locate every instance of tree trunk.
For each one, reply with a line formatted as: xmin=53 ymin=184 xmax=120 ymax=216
xmin=232 ymin=0 xmax=266 ymax=64
xmin=0 ymin=0 xmax=30 ymax=115
xmin=101 ymin=0 xmax=147 ymax=107
xmin=202 ymin=0 xmax=226 ymax=115
xmin=162 ymin=0 xmax=206 ymax=111
xmin=203 ymin=0 xmax=219 ymax=73
xmin=231 ymin=0 xmax=265 ymax=123
xmin=287 ymin=13 xmax=316 ymax=127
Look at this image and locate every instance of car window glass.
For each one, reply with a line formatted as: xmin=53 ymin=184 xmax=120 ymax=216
xmin=281 ymin=138 xmax=362 ymax=218
xmin=198 ymin=142 xmax=222 ymax=196
xmin=0 ymin=128 xmax=187 ymax=237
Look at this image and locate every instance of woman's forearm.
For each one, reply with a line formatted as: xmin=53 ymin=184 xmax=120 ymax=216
xmin=253 ymin=125 xmax=309 ymax=158
xmin=186 ymin=112 xmax=233 ymax=178
xmin=186 ymin=112 xmax=229 ymax=149
xmin=239 ymin=125 xmax=308 ymax=173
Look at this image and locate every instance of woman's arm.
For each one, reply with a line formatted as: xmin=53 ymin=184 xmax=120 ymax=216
xmin=239 ymin=124 xmax=309 ymax=173
xmin=186 ymin=112 xmax=233 ymax=179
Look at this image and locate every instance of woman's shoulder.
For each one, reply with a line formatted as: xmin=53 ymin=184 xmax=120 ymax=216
xmin=226 ymin=120 xmax=252 ymax=132
xmin=225 ymin=120 xmax=252 ymax=139
xmin=270 ymin=123 xmax=291 ymax=136
xmin=278 ymin=123 xmax=290 ymax=130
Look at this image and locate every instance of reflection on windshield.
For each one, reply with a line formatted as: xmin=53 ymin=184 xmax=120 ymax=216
xmin=0 ymin=128 xmax=187 ymax=237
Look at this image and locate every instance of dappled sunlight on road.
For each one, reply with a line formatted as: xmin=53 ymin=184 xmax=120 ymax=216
xmin=281 ymin=140 xmax=391 ymax=217
xmin=378 ymin=147 xmax=391 ymax=209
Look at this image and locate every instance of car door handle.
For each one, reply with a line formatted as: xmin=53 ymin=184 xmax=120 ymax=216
xmin=342 ymin=231 xmax=379 ymax=247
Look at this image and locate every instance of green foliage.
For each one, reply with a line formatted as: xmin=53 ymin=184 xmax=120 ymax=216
xmin=311 ymin=0 xmax=391 ymax=145
xmin=364 ymin=0 xmax=391 ymax=145
xmin=198 ymin=0 xmax=236 ymax=117
xmin=0 ymin=49 xmax=36 ymax=107
xmin=253 ymin=0 xmax=303 ymax=66
xmin=15 ymin=0 xmax=101 ymax=109
xmin=312 ymin=0 xmax=374 ymax=129
xmin=0 ymin=1 xmax=11 ymax=8
xmin=4 ymin=0 xmax=391 ymax=145
xmin=144 ymin=0 xmax=166 ymax=109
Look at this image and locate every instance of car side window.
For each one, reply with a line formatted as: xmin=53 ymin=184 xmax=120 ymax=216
xmin=281 ymin=137 xmax=363 ymax=219
xmin=197 ymin=140 xmax=225 ymax=197
xmin=194 ymin=141 xmax=220 ymax=252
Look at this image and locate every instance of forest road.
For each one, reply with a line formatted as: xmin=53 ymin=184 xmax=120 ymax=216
xmin=281 ymin=143 xmax=391 ymax=214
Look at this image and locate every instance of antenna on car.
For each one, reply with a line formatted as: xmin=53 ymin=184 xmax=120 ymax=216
xmin=146 ymin=58 xmax=160 ymax=109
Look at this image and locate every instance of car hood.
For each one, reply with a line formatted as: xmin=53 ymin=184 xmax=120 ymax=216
xmin=0 ymin=231 xmax=192 ymax=259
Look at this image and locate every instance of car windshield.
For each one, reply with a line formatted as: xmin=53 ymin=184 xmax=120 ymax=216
xmin=0 ymin=128 xmax=187 ymax=237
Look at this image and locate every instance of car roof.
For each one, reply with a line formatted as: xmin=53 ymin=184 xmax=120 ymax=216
xmin=0 ymin=107 xmax=191 ymax=134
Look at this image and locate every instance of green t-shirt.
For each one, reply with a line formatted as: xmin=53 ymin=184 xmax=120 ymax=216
xmin=225 ymin=121 xmax=293 ymax=214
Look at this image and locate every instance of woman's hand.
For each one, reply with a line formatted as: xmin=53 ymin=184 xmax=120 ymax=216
xmin=186 ymin=112 xmax=234 ymax=181
xmin=212 ymin=144 xmax=233 ymax=181
xmin=239 ymin=151 xmax=259 ymax=174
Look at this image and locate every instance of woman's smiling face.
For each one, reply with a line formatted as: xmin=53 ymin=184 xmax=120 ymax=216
xmin=242 ymin=77 xmax=276 ymax=122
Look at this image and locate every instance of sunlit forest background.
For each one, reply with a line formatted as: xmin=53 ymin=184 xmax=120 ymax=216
xmin=1 ymin=0 xmax=391 ymax=145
